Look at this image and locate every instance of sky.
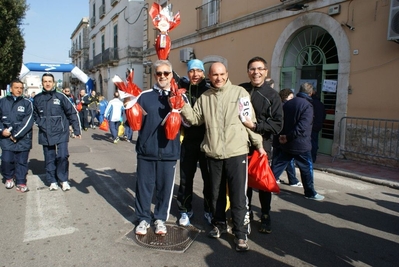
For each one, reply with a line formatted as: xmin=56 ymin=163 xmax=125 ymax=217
xmin=22 ymin=0 xmax=89 ymax=80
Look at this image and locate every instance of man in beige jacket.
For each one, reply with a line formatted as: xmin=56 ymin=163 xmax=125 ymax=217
xmin=180 ymin=62 xmax=265 ymax=252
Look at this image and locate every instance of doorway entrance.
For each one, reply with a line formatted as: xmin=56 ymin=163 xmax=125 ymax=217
xmin=280 ymin=26 xmax=338 ymax=155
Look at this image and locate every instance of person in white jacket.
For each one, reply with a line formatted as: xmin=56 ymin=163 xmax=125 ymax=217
xmin=104 ymin=92 xmax=124 ymax=143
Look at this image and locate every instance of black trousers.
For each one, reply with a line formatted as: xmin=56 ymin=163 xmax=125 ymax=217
xmin=177 ymin=139 xmax=211 ymax=214
xmin=207 ymin=154 xmax=249 ymax=239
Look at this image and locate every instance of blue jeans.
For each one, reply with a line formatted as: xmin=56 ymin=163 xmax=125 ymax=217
xmin=272 ymin=147 xmax=299 ymax=184
xmin=272 ymin=150 xmax=317 ymax=197
xmin=109 ymin=121 xmax=120 ymax=139
xmin=124 ymin=122 xmax=133 ymax=140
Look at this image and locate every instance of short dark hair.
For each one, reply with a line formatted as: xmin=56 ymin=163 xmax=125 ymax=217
xmin=10 ymin=79 xmax=23 ymax=87
xmin=246 ymin=56 xmax=267 ymax=70
xmin=42 ymin=73 xmax=55 ymax=82
xmin=279 ymin=88 xmax=294 ymax=101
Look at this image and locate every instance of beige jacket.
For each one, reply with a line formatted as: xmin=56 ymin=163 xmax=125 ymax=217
xmin=181 ymin=79 xmax=263 ymax=159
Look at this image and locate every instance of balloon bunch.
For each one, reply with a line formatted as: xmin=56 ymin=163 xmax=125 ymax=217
xmin=112 ymin=70 xmax=143 ymax=131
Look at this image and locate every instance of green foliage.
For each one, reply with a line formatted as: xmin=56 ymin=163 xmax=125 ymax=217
xmin=0 ymin=0 xmax=28 ymax=89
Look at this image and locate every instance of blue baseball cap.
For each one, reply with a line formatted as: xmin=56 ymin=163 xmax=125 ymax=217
xmin=187 ymin=59 xmax=205 ymax=72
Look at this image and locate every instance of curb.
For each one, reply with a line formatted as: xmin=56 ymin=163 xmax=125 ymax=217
xmin=314 ymin=166 xmax=399 ymax=190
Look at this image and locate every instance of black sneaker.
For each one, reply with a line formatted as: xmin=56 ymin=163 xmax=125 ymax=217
xmin=234 ymin=238 xmax=249 ymax=252
xmin=259 ymin=214 xmax=272 ymax=234
xmin=208 ymin=223 xmax=227 ymax=238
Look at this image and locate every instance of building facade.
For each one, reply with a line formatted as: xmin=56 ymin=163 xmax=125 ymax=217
xmin=142 ymin=0 xmax=399 ymax=166
xmin=71 ymin=0 xmax=146 ymax=101
xmin=68 ymin=17 xmax=90 ymax=98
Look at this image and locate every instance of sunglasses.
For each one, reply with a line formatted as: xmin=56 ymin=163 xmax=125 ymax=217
xmin=155 ymin=71 xmax=171 ymax=77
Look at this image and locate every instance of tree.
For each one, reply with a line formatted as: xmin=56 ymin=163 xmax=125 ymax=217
xmin=0 ymin=0 xmax=28 ymax=90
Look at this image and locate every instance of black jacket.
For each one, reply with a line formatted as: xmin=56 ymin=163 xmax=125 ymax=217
xmin=0 ymin=95 xmax=34 ymax=151
xmin=179 ymin=76 xmax=209 ymax=142
xmin=279 ymin=92 xmax=313 ymax=154
xmin=33 ymin=88 xmax=81 ymax=146
xmin=311 ymin=95 xmax=326 ymax=132
xmin=240 ymin=81 xmax=283 ymax=153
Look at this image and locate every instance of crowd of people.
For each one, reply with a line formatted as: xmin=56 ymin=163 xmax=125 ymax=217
xmin=1 ymin=57 xmax=326 ymax=253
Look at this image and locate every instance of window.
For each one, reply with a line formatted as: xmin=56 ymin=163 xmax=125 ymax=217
xmin=113 ymin=24 xmax=118 ymax=48
xmin=196 ymin=0 xmax=219 ymax=30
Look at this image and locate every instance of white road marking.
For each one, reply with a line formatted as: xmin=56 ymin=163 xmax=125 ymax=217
xmin=23 ymin=175 xmax=77 ymax=242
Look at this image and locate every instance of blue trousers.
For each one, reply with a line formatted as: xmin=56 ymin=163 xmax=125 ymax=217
xmin=272 ymin=150 xmax=317 ymax=197
xmin=272 ymin=147 xmax=299 ymax=185
xmin=1 ymin=150 xmax=29 ymax=185
xmin=109 ymin=121 xmax=120 ymax=140
xmin=43 ymin=142 xmax=69 ymax=184
xmin=135 ymin=158 xmax=177 ymax=223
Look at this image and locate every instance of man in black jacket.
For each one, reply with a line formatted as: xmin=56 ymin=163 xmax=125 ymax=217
xmin=272 ymin=83 xmax=324 ymax=201
xmin=33 ymin=73 xmax=81 ymax=191
xmin=0 ymin=79 xmax=34 ymax=192
xmin=240 ymin=56 xmax=283 ymax=234
xmin=176 ymin=59 xmax=212 ymax=227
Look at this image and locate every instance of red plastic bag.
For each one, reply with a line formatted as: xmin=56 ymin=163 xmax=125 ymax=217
xmin=76 ymin=102 xmax=82 ymax=112
xmin=99 ymin=119 xmax=109 ymax=132
xmin=248 ymin=150 xmax=280 ymax=193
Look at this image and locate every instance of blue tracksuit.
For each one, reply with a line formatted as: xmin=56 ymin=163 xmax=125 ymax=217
xmin=134 ymin=86 xmax=181 ymax=223
xmin=0 ymin=95 xmax=34 ymax=185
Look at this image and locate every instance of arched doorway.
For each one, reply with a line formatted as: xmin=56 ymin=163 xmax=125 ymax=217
xmin=271 ymin=13 xmax=351 ymax=156
xmin=280 ymin=26 xmax=338 ymax=155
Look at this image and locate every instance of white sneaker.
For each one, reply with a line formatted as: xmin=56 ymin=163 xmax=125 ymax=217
xmin=135 ymin=220 xmax=150 ymax=235
xmin=5 ymin=179 xmax=15 ymax=189
xmin=62 ymin=181 xmax=71 ymax=191
xmin=179 ymin=212 xmax=192 ymax=226
xmin=49 ymin=183 xmax=59 ymax=191
xmin=154 ymin=220 xmax=167 ymax=235
xmin=290 ymin=182 xmax=303 ymax=187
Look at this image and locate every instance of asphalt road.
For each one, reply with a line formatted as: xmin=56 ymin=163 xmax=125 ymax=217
xmin=1 ymin=127 xmax=398 ymax=267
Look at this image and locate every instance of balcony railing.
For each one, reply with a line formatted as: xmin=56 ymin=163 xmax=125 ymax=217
xmin=196 ymin=0 xmax=219 ymax=31
xmin=102 ymin=47 xmax=119 ymax=65
xmin=92 ymin=47 xmax=119 ymax=68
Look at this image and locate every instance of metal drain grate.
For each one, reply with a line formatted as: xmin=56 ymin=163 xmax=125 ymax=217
xmin=125 ymin=223 xmax=200 ymax=253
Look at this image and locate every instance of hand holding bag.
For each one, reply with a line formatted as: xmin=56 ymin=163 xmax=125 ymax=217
xmin=248 ymin=150 xmax=280 ymax=193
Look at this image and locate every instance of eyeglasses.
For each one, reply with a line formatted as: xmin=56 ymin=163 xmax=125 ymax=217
xmin=248 ymin=67 xmax=267 ymax=73
xmin=155 ymin=71 xmax=171 ymax=77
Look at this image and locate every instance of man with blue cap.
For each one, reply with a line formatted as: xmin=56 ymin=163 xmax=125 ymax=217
xmin=176 ymin=59 xmax=212 ymax=227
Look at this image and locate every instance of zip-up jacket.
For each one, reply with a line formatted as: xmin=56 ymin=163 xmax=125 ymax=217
xmin=0 ymin=95 xmax=34 ymax=151
xmin=135 ymin=86 xmax=181 ymax=160
xmin=33 ymin=88 xmax=81 ymax=146
xmin=178 ymin=76 xmax=209 ymax=141
xmin=279 ymin=92 xmax=313 ymax=154
xmin=240 ymin=81 xmax=283 ymax=152
xmin=181 ymin=79 xmax=263 ymax=159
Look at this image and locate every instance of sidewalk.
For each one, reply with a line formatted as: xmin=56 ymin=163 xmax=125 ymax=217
xmin=313 ymin=154 xmax=399 ymax=189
